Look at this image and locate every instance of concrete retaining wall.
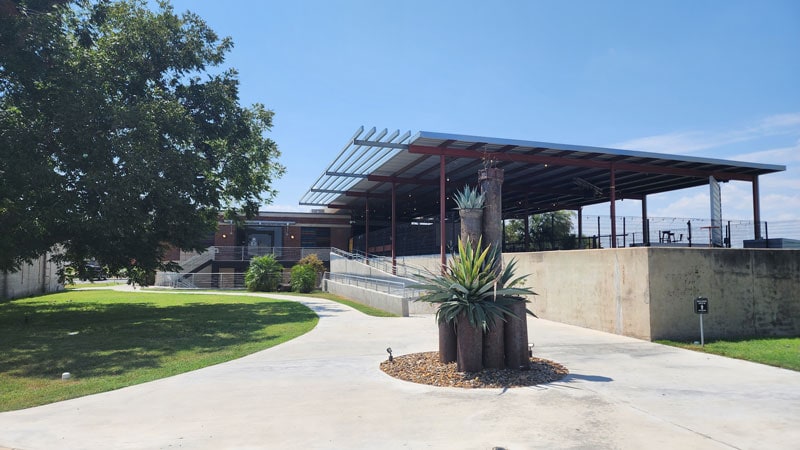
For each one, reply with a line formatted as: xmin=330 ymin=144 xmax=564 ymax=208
xmin=511 ymin=247 xmax=800 ymax=340
xmin=324 ymin=279 xmax=409 ymax=316
xmin=511 ymin=248 xmax=653 ymax=339
xmin=1 ymin=253 xmax=63 ymax=300
xmin=646 ymin=248 xmax=800 ymax=340
xmin=332 ymin=248 xmax=799 ymax=340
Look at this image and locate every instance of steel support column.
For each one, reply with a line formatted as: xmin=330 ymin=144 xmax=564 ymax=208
xmin=753 ymin=176 xmax=761 ymax=239
xmin=524 ymin=214 xmax=530 ymax=250
xmin=609 ymin=164 xmax=617 ymax=248
xmin=577 ymin=207 xmax=583 ymax=248
xmin=391 ymin=182 xmax=397 ymax=274
xmin=440 ymin=155 xmax=446 ymax=272
xmin=641 ymin=195 xmax=649 ymax=245
xmin=365 ymin=198 xmax=369 ymax=258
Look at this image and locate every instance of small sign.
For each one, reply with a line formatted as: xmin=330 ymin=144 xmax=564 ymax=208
xmin=694 ymin=297 xmax=709 ymax=314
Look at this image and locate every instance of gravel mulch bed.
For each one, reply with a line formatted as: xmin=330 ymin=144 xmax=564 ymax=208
xmin=380 ymin=351 xmax=568 ymax=388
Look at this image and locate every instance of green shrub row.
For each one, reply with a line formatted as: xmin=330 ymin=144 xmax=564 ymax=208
xmin=245 ymin=253 xmax=326 ymax=293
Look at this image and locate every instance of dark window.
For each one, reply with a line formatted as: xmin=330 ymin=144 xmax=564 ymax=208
xmin=301 ymin=227 xmax=330 ymax=248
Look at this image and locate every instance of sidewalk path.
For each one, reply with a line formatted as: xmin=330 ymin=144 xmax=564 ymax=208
xmin=1 ymin=291 xmax=798 ymax=449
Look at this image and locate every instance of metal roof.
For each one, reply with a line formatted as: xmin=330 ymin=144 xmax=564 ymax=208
xmin=300 ymin=127 xmax=786 ymax=223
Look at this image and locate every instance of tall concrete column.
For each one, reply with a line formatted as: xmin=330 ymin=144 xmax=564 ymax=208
xmin=478 ymin=167 xmax=508 ymax=369
xmin=480 ymin=167 xmax=530 ymax=369
xmin=479 ymin=168 xmax=504 ymax=258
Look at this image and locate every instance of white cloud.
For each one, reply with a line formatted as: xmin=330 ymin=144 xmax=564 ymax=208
xmin=605 ymin=114 xmax=800 ymax=222
xmin=649 ymin=189 xmax=711 ymax=219
xmin=611 ymin=131 xmax=737 ymax=155
xmin=610 ymin=112 xmax=800 ymax=155
xmin=752 ymin=113 xmax=800 ymax=133
xmin=732 ymin=140 xmax=800 ymax=164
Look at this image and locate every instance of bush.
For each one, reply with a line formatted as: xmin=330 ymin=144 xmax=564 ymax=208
xmin=296 ymin=253 xmax=326 ymax=273
xmin=290 ymin=264 xmax=318 ymax=293
xmin=245 ymin=254 xmax=283 ymax=291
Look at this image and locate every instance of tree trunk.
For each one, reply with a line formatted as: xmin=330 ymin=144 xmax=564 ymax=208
xmin=438 ymin=319 xmax=457 ymax=364
xmin=482 ymin=320 xmax=505 ymax=369
xmin=455 ymin=312 xmax=483 ymax=372
xmin=504 ymin=301 xmax=530 ymax=369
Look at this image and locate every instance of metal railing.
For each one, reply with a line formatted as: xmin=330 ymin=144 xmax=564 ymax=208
xmin=154 ymin=272 xmax=249 ymax=289
xmin=177 ymin=249 xmax=215 ymax=272
xmin=578 ymin=216 xmax=800 ymax=249
xmin=323 ymin=272 xmax=417 ymax=297
xmin=330 ymin=247 xmax=428 ymax=279
xmin=350 ymin=215 xmax=800 ymax=254
xmin=212 ymin=246 xmax=331 ymax=262
xmin=171 ymin=247 xmax=331 ymax=266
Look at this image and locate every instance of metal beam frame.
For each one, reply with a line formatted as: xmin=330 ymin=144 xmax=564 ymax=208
xmin=408 ymin=144 xmax=757 ymax=182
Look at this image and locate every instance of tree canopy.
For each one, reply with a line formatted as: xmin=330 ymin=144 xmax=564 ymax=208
xmin=0 ymin=0 xmax=284 ymax=279
xmin=504 ymin=211 xmax=578 ymax=251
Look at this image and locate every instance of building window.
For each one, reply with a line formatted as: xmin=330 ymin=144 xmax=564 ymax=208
xmin=301 ymin=227 xmax=330 ymax=248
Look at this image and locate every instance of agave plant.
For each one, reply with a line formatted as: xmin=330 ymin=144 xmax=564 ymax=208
xmin=412 ymin=237 xmax=534 ymax=331
xmin=453 ymin=185 xmax=485 ymax=210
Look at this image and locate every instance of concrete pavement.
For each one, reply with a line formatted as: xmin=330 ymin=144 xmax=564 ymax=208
xmin=1 ymin=291 xmax=799 ymax=449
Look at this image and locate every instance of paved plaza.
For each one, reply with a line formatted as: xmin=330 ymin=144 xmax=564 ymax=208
xmin=1 ymin=291 xmax=799 ymax=449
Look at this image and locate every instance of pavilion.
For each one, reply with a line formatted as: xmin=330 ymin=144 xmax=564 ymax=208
xmin=301 ymin=126 xmax=785 ymax=266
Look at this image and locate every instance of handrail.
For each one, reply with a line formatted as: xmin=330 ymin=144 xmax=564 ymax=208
xmin=323 ymin=272 xmax=419 ymax=297
xmin=177 ymin=249 xmax=214 ymax=272
xmin=329 ymin=247 xmax=427 ymax=280
xmin=211 ymin=246 xmax=331 ymax=262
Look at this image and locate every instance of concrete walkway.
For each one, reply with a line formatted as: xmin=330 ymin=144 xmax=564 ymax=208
xmin=1 ymin=291 xmax=799 ymax=449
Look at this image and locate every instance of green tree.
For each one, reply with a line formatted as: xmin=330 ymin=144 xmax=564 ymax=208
xmin=504 ymin=211 xmax=576 ymax=251
xmin=244 ymin=254 xmax=283 ymax=292
xmin=290 ymin=264 xmax=317 ymax=293
xmin=0 ymin=0 xmax=284 ymax=282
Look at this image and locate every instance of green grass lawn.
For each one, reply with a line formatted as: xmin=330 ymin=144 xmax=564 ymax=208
xmin=657 ymin=337 xmax=800 ymax=371
xmin=141 ymin=288 xmax=400 ymax=318
xmin=0 ymin=290 xmax=318 ymax=412
xmin=283 ymin=291 xmax=399 ymax=317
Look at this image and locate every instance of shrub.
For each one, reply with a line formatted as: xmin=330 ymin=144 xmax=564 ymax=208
xmin=245 ymin=254 xmax=283 ymax=291
xmin=290 ymin=264 xmax=317 ymax=293
xmin=296 ymin=253 xmax=326 ymax=273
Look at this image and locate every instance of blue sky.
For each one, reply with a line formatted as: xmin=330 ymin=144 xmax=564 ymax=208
xmin=162 ymin=0 xmax=799 ymax=222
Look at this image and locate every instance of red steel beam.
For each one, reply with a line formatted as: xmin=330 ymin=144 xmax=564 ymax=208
xmin=367 ymin=174 xmax=440 ymax=186
xmin=407 ymin=144 xmax=755 ymax=182
xmin=344 ymin=190 xmax=391 ymax=198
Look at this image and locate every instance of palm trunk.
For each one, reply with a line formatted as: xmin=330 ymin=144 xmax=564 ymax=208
xmin=438 ymin=319 xmax=457 ymax=363
xmin=455 ymin=312 xmax=483 ymax=372
xmin=504 ymin=301 xmax=530 ymax=369
xmin=482 ymin=320 xmax=505 ymax=369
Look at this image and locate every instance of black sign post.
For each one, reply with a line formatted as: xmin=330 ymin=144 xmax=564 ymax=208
xmin=694 ymin=297 xmax=709 ymax=346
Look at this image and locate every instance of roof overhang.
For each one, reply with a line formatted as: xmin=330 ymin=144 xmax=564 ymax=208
xmin=301 ymin=127 xmax=786 ymax=222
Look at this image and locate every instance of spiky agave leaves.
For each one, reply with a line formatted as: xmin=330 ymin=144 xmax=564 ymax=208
xmin=453 ymin=185 xmax=485 ymax=210
xmin=411 ymin=237 xmax=536 ymax=332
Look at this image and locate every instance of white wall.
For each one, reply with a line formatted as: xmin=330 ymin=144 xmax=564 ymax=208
xmin=1 ymin=253 xmax=63 ymax=300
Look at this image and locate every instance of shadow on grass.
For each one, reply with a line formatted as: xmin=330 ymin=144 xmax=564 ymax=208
xmin=0 ymin=298 xmax=317 ymax=379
